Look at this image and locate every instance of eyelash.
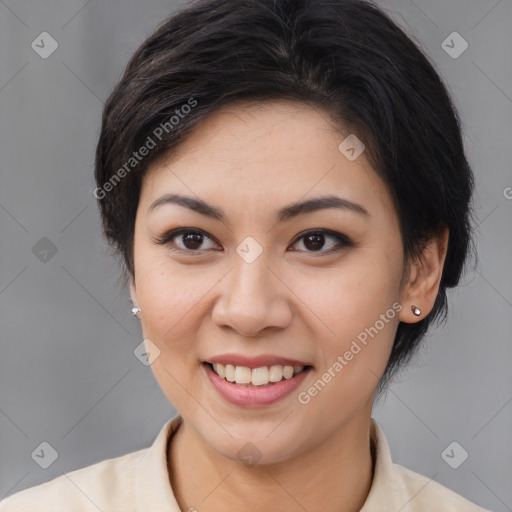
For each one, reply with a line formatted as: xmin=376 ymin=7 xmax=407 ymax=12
xmin=152 ymin=228 xmax=353 ymax=256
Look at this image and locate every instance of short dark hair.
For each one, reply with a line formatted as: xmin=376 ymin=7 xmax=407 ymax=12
xmin=94 ymin=0 xmax=476 ymax=393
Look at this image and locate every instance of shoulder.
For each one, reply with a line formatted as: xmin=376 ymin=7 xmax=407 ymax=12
xmin=392 ymin=462 xmax=492 ymax=512
xmin=366 ymin=419 xmax=493 ymax=512
xmin=0 ymin=415 xmax=183 ymax=512
xmin=0 ymin=448 xmax=146 ymax=512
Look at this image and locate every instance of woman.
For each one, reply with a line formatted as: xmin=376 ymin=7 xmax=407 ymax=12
xmin=0 ymin=0 xmax=492 ymax=510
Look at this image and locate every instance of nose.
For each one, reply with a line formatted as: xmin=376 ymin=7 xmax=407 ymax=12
xmin=211 ymin=255 xmax=292 ymax=337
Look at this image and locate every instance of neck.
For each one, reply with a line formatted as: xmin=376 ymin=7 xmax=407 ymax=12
xmin=168 ymin=409 xmax=375 ymax=512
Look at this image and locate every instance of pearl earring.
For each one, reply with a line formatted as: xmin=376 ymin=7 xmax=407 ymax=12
xmin=411 ymin=305 xmax=421 ymax=317
xmin=131 ymin=306 xmax=142 ymax=319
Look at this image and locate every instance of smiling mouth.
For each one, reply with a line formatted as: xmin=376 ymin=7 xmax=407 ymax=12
xmin=203 ymin=362 xmax=313 ymax=387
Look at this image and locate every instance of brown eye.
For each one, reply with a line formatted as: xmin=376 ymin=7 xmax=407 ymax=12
xmin=290 ymin=229 xmax=353 ymax=254
xmin=180 ymin=232 xmax=206 ymax=250
xmin=153 ymin=227 xmax=353 ymax=256
xmin=303 ymin=233 xmax=326 ymax=251
xmin=152 ymin=228 xmax=220 ymax=253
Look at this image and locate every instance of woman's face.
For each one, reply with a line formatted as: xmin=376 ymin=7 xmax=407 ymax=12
xmin=130 ymin=100 xmax=410 ymax=463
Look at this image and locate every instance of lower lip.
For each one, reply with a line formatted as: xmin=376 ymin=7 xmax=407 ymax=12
xmin=203 ymin=363 xmax=312 ymax=407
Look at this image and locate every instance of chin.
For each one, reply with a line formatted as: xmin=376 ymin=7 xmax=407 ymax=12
xmin=198 ymin=417 xmax=306 ymax=466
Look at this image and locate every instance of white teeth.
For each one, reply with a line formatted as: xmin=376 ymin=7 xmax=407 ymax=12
xmin=213 ymin=363 xmax=225 ymax=379
xmin=234 ymin=366 xmax=252 ymax=384
xmin=269 ymin=365 xmax=283 ymax=382
xmin=282 ymin=365 xmax=294 ymax=379
xmin=209 ymin=362 xmax=307 ymax=386
xmin=225 ymin=364 xmax=235 ymax=382
xmin=251 ymin=367 xmax=269 ymax=386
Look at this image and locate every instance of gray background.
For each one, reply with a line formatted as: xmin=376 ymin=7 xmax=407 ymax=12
xmin=0 ymin=0 xmax=511 ymax=510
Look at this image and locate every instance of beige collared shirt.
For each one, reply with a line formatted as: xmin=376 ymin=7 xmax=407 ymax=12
xmin=0 ymin=413 xmax=492 ymax=511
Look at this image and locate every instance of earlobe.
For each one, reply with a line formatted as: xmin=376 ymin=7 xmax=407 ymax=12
xmin=129 ymin=278 xmax=142 ymax=319
xmin=398 ymin=227 xmax=449 ymax=323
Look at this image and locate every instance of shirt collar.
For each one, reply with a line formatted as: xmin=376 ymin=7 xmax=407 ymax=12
xmin=135 ymin=413 xmax=403 ymax=512
xmin=360 ymin=419 xmax=408 ymax=511
xmin=135 ymin=412 xmax=183 ymax=511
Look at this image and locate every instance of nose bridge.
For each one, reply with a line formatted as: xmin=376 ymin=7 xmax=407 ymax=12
xmin=212 ymin=247 xmax=291 ymax=335
xmin=231 ymin=250 xmax=273 ymax=301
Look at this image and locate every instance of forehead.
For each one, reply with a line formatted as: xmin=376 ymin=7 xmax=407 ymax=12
xmin=139 ymin=100 xmax=396 ymax=222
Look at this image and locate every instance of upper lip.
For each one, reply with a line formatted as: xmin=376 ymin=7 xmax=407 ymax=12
xmin=204 ymin=354 xmax=313 ymax=369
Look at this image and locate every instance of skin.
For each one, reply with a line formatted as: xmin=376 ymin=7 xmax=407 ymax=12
xmin=129 ymin=99 xmax=449 ymax=512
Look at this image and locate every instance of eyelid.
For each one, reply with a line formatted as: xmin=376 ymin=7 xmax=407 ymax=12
xmin=152 ymin=227 xmax=353 ymax=254
xmin=151 ymin=228 xmax=221 ymax=250
xmin=290 ymin=228 xmax=353 ymax=249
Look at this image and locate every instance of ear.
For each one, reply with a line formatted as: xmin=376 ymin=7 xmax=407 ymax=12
xmin=398 ymin=226 xmax=449 ymax=323
xmin=129 ymin=275 xmax=138 ymax=306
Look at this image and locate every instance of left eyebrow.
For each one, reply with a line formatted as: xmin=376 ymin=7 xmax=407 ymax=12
xmin=277 ymin=195 xmax=369 ymax=222
xmin=147 ymin=193 xmax=369 ymax=222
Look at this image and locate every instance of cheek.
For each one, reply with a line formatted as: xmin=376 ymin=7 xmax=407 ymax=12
xmin=135 ymin=256 xmax=217 ymax=355
xmin=299 ymin=280 xmax=399 ymax=410
xmin=296 ymin=254 xmax=399 ymax=329
xmin=290 ymin=255 xmax=400 ymax=381
xmin=135 ymin=262 xmax=219 ymax=409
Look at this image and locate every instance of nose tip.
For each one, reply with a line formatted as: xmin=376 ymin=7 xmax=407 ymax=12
xmin=211 ymin=262 xmax=292 ymax=336
xmin=213 ymin=296 xmax=291 ymax=337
